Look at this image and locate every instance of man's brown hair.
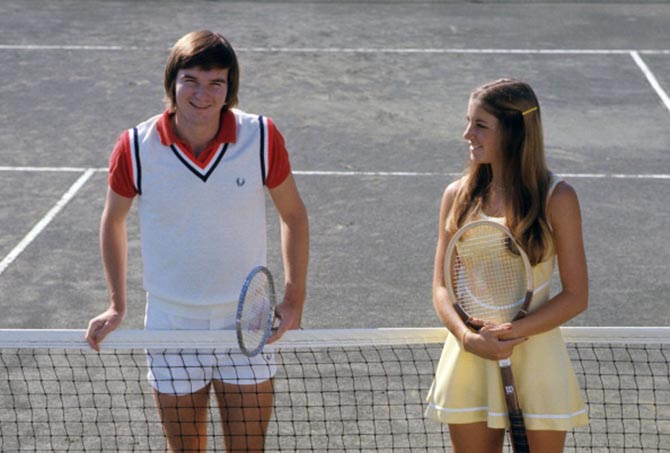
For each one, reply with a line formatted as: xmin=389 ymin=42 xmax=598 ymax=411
xmin=164 ymin=30 xmax=239 ymax=113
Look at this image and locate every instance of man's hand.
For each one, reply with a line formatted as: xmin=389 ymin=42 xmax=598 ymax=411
xmin=266 ymin=297 xmax=302 ymax=345
xmin=85 ymin=308 xmax=124 ymax=352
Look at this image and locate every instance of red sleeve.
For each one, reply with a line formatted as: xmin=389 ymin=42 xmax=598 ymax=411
xmin=108 ymin=130 xmax=137 ymax=198
xmin=265 ymin=118 xmax=292 ymax=189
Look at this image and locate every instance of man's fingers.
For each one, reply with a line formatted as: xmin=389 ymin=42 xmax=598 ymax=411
xmin=266 ymin=319 xmax=287 ymax=345
xmin=85 ymin=328 xmax=101 ymax=352
xmin=85 ymin=319 xmax=111 ymax=352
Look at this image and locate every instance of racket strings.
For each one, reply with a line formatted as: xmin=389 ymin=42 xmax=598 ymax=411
xmin=453 ymin=229 xmax=528 ymax=323
xmin=240 ymin=274 xmax=273 ymax=347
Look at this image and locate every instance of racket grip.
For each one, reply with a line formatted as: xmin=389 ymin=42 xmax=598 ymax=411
xmin=508 ymin=410 xmax=529 ymax=453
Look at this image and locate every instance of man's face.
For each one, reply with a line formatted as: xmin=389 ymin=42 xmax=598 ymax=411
xmin=174 ymin=66 xmax=229 ymax=126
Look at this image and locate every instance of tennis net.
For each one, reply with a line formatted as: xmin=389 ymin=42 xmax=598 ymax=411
xmin=0 ymin=327 xmax=667 ymax=452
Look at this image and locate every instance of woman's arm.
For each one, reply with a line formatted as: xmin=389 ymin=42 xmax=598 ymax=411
xmin=507 ymin=181 xmax=588 ymax=339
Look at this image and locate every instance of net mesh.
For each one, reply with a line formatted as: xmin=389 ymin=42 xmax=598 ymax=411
xmin=0 ymin=327 xmax=667 ymax=452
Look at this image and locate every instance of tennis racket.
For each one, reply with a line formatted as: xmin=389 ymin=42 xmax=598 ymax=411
xmin=445 ymin=219 xmax=532 ymax=453
xmin=236 ymin=266 xmax=277 ymax=357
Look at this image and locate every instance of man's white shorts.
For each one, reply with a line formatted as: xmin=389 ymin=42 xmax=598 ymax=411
xmin=145 ymin=301 xmax=277 ymax=395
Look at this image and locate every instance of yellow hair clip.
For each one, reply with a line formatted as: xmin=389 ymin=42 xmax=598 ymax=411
xmin=522 ymin=106 xmax=538 ymax=116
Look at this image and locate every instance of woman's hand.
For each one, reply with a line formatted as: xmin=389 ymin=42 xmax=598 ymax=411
xmin=463 ymin=322 xmax=527 ymax=360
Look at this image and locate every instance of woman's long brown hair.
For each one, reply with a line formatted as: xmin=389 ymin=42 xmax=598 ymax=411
xmin=446 ymin=79 xmax=552 ymax=265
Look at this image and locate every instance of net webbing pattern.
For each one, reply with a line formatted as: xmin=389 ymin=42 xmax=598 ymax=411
xmin=0 ymin=327 xmax=667 ymax=452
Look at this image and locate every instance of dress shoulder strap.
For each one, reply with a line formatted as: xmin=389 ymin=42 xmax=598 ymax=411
xmin=547 ymin=172 xmax=563 ymax=200
xmin=546 ymin=172 xmax=563 ymax=230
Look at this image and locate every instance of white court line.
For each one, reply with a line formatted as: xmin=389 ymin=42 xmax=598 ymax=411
xmin=294 ymin=170 xmax=453 ymax=177
xmin=293 ymin=171 xmax=670 ymax=180
xmin=0 ymin=167 xmax=668 ymax=179
xmin=630 ymin=51 xmax=670 ymax=114
xmin=0 ymin=44 xmax=129 ymax=51
xmin=0 ymin=169 xmax=96 ymax=276
xmin=558 ymin=173 xmax=670 ymax=180
xmin=240 ymin=47 xmax=670 ymax=55
xmin=0 ymin=166 xmax=97 ymax=172
xmin=1 ymin=44 xmax=670 ymax=55
xmin=0 ymin=167 xmax=665 ymax=275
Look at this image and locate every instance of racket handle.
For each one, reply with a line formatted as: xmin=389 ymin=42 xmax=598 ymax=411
xmin=508 ymin=410 xmax=529 ymax=453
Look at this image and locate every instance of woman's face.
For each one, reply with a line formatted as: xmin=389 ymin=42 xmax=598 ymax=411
xmin=462 ymin=98 xmax=503 ymax=167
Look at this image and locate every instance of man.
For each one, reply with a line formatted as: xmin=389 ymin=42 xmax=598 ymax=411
xmin=85 ymin=30 xmax=309 ymax=452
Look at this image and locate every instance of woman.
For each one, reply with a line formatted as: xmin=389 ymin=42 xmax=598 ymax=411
xmin=425 ymin=79 xmax=589 ymax=452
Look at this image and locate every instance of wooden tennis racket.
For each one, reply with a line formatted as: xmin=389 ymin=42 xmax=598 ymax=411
xmin=236 ymin=266 xmax=277 ymax=357
xmin=445 ymin=219 xmax=532 ymax=453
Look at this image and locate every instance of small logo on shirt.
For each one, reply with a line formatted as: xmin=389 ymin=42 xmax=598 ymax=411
xmin=236 ymin=177 xmax=246 ymax=187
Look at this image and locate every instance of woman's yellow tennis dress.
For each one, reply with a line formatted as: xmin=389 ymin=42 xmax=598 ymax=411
xmin=425 ymin=182 xmax=589 ymax=431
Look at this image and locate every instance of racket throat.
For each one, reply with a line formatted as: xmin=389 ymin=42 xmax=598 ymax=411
xmin=513 ymin=290 xmax=534 ymax=321
xmin=454 ymin=304 xmax=478 ymax=329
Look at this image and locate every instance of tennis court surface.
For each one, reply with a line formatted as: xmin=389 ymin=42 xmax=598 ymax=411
xmin=0 ymin=0 xmax=669 ymax=451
